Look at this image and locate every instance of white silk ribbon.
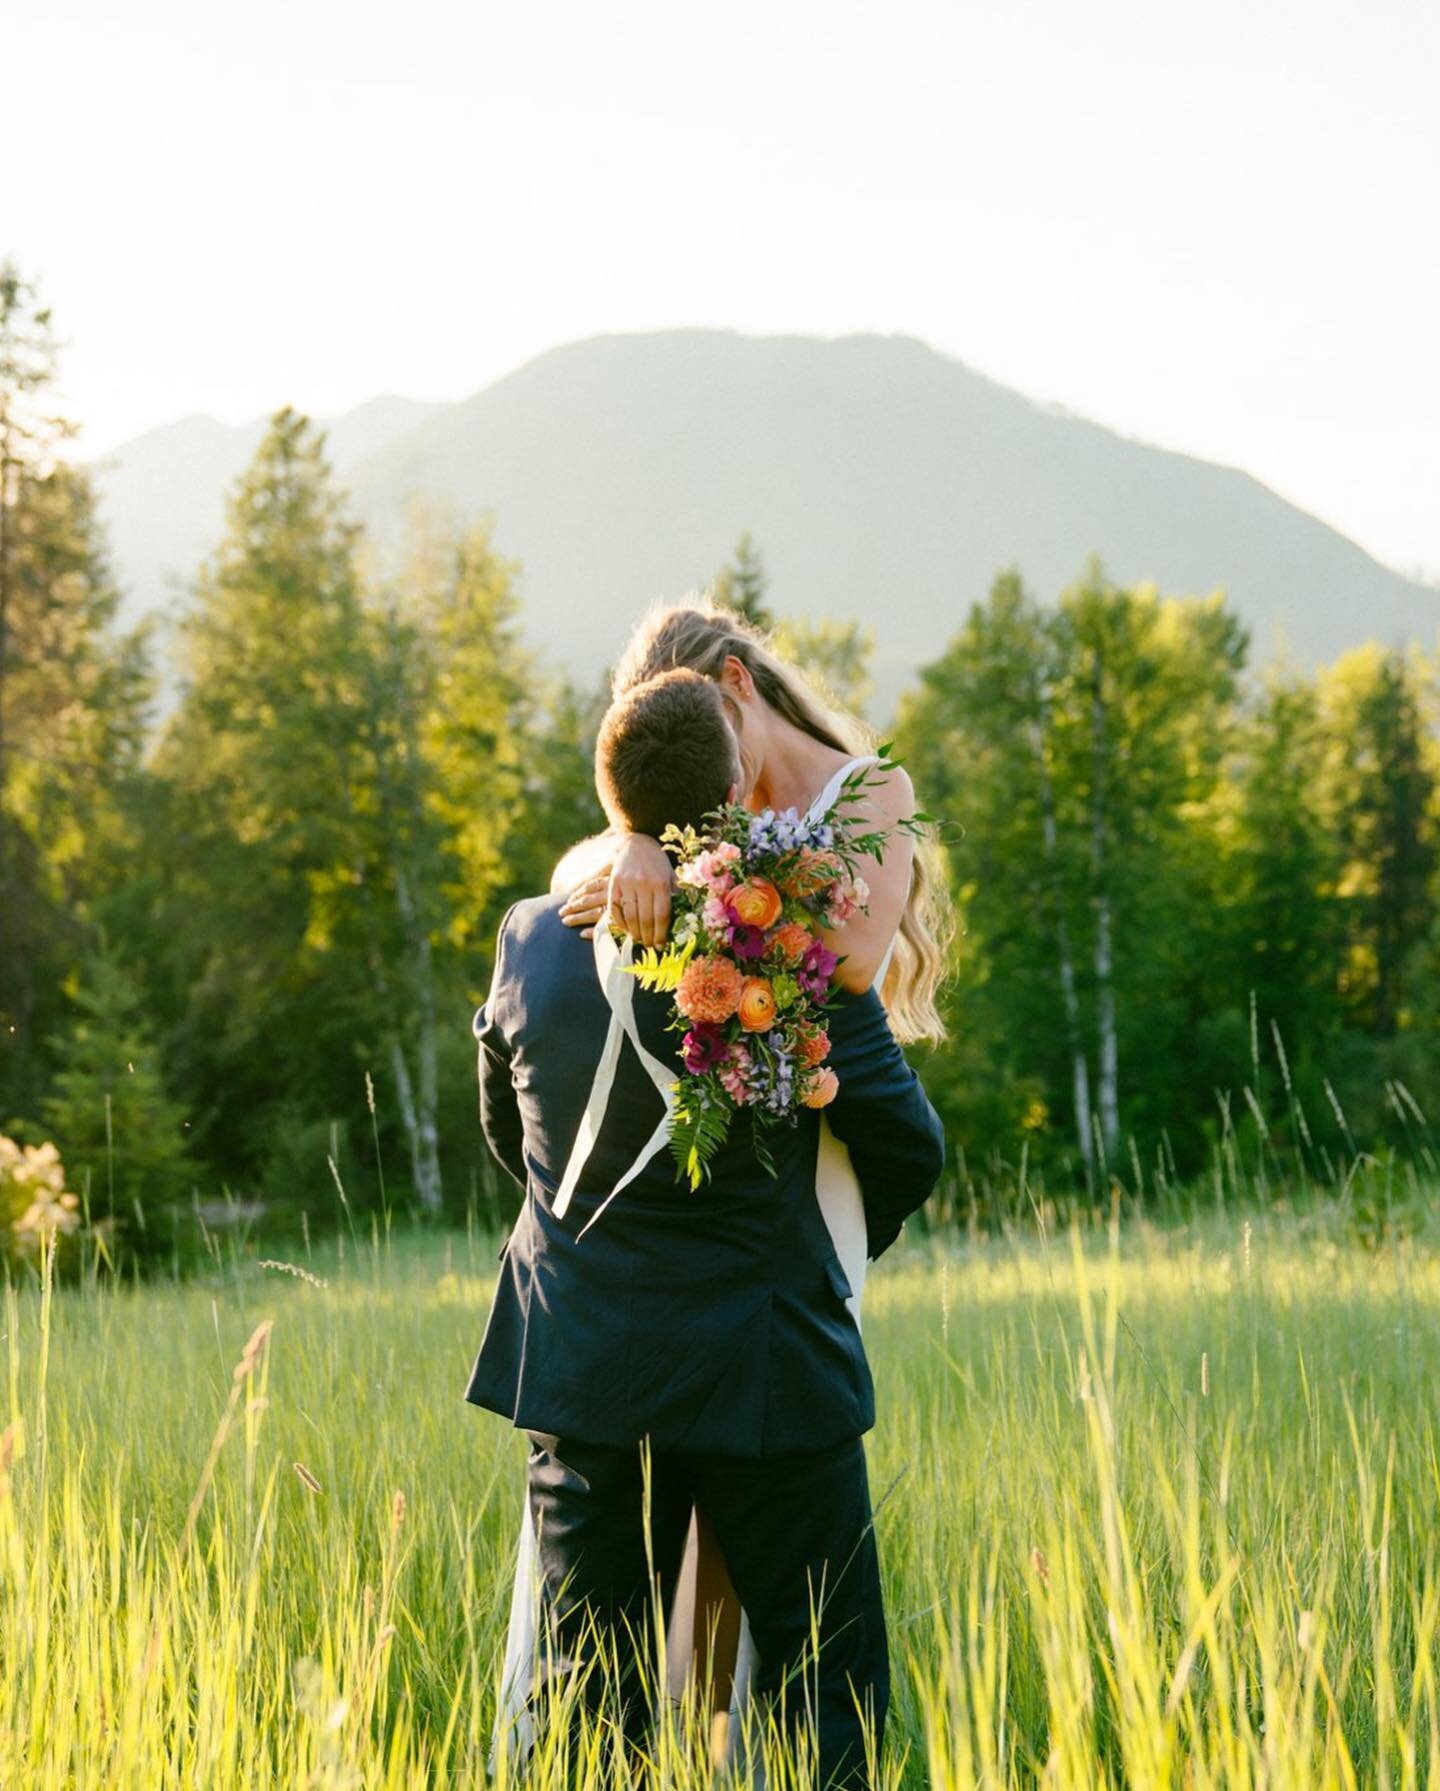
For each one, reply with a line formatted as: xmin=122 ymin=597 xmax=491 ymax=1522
xmin=551 ymin=924 xmax=678 ymax=1235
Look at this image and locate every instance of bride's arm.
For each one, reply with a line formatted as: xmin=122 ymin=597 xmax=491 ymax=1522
xmin=555 ymin=830 xmax=674 ymax=946
xmin=823 ymin=763 xmax=917 ymax=993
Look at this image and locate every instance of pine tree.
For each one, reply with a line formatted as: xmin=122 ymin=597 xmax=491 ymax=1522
xmin=1320 ymin=647 xmax=1437 ymax=1035
xmin=0 ymin=264 xmax=151 ymax=1118
xmin=154 ymin=409 xmax=379 ymax=1194
xmin=1228 ymin=672 xmax=1344 ymax=1051
xmin=712 ymin=531 xmax=773 ymax=630
xmin=155 ymin=462 xmax=542 ymax=1212
xmin=42 ymin=945 xmax=192 ymax=1230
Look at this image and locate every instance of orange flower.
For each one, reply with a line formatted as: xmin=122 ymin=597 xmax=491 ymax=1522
xmin=783 ymin=849 xmax=841 ymax=899
xmin=802 ymin=1067 xmax=839 ymax=1108
xmin=772 ymin=921 xmax=813 ymax=964
xmin=793 ymin=1024 xmax=832 ymax=1067
xmin=676 ymin=955 xmax=745 ymax=1025
xmin=737 ymin=976 xmax=778 ymax=1032
xmin=728 ymin=877 xmax=783 ymax=930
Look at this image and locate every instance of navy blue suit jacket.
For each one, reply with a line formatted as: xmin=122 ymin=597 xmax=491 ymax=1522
xmin=463 ymin=894 xmax=945 ymax=1457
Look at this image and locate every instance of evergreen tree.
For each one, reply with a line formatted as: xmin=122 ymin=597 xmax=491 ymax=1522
xmin=42 ymin=945 xmax=192 ymax=1232
xmin=1227 ymin=672 xmax=1344 ymax=1053
xmin=712 ymin=531 xmax=773 ymax=629
xmin=1320 ymin=647 xmax=1437 ymax=1035
xmin=0 ymin=264 xmax=151 ymax=1119
xmin=153 ymin=409 xmax=379 ymax=1192
xmin=153 ymin=459 xmax=543 ymax=1211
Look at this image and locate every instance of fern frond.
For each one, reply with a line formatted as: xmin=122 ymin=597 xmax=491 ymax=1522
xmin=620 ymin=933 xmax=697 ymax=992
xmin=669 ymin=1088 xmax=732 ymax=1190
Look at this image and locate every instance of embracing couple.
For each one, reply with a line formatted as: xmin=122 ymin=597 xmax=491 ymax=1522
xmin=463 ymin=597 xmax=949 ymax=1787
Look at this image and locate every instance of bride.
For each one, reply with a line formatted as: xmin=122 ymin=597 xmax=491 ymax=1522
xmin=491 ymin=595 xmax=949 ymax=1762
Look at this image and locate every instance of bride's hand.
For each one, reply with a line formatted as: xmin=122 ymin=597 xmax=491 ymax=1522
xmin=604 ymin=832 xmax=674 ymax=948
xmin=558 ymin=869 xmax=611 ymax=939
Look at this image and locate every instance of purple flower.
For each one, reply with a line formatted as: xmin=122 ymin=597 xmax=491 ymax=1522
xmin=749 ymin=1043 xmax=797 ymax=1116
xmin=797 ymin=939 xmax=839 ymax=998
xmin=729 ymin=921 xmax=768 ymax=960
xmin=682 ymin=1023 xmax=731 ymax=1073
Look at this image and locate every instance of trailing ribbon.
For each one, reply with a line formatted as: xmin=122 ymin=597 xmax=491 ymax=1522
xmin=551 ymin=922 xmax=678 ymax=1235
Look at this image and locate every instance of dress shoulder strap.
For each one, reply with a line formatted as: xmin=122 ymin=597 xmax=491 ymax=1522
xmin=805 ymin=753 xmax=883 ymax=824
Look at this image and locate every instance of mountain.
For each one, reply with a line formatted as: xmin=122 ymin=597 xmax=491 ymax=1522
xmin=92 ymin=395 xmax=444 ymax=629
xmin=95 ymin=333 xmax=1438 ymax=712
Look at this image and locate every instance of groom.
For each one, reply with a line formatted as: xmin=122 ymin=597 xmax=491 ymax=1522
xmin=464 ymin=668 xmax=944 ymax=1787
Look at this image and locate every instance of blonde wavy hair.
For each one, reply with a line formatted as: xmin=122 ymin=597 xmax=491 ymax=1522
xmin=613 ymin=593 xmax=951 ymax=1044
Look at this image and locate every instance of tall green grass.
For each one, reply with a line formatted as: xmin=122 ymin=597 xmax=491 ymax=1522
xmin=3 ymin=1206 xmax=1439 ymax=1786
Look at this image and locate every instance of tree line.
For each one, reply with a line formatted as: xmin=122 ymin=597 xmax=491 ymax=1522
xmin=3 ymin=264 xmax=1439 ymax=1266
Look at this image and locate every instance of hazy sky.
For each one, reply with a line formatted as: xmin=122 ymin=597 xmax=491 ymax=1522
xmin=9 ymin=0 xmax=1438 ymax=576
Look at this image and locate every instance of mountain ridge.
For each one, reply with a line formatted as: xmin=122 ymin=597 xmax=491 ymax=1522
xmin=91 ymin=330 xmax=1438 ymax=710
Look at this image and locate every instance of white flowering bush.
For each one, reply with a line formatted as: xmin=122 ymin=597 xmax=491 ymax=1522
xmin=1 ymin=1135 xmax=82 ymax=1258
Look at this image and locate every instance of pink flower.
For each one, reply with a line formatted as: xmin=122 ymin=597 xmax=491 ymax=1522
xmin=719 ymin=1044 xmax=754 ymax=1105
xmin=825 ymin=873 xmax=870 ymax=926
xmin=702 ymin=892 xmax=734 ymax=939
xmin=681 ymin=842 xmax=742 ymax=896
xmin=802 ymin=1067 xmax=840 ymax=1109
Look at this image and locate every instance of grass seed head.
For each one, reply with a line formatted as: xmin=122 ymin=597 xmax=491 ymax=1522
xmin=232 ymin=1318 xmax=274 ymax=1384
xmin=259 ymin=1259 xmax=328 ymax=1288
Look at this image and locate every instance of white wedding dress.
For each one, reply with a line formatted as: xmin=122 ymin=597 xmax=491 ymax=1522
xmin=491 ymin=755 xmax=893 ymax=1766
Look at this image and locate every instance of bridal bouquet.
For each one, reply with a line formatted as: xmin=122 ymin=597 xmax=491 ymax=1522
xmin=624 ymin=756 xmax=906 ymax=1190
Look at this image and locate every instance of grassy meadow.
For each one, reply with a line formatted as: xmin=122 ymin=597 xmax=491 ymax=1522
xmin=3 ymin=1203 xmax=1440 ymax=1788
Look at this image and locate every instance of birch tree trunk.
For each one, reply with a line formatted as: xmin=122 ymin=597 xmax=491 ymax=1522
xmin=393 ymin=861 xmax=443 ymax=1213
xmin=1090 ymin=652 xmax=1120 ymax=1157
xmin=360 ymin=853 xmax=443 ymax=1214
xmin=1032 ymin=714 xmax=1094 ymax=1184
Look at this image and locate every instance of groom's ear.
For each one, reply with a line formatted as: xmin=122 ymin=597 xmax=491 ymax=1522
xmin=726 ymin=780 xmax=740 ymax=804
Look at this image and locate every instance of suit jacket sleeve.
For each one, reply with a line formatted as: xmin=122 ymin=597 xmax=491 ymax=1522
xmin=475 ymin=905 xmax=527 ymax=1190
xmin=823 ymin=987 xmax=946 ymax=1260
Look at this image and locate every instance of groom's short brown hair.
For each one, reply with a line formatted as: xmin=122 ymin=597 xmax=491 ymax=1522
xmin=595 ymin=669 xmax=739 ymax=835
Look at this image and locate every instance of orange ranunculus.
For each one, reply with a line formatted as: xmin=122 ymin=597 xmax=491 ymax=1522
xmin=771 ymin=921 xmax=813 ymax=964
xmin=802 ymin=1067 xmax=839 ymax=1108
xmin=794 ymin=1024 xmax=832 ymax=1067
xmin=737 ymin=976 xmax=778 ymax=1032
xmin=728 ymin=876 xmax=783 ymax=930
xmin=782 ymin=849 xmax=841 ymax=899
xmin=676 ymin=955 xmax=745 ymax=1025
